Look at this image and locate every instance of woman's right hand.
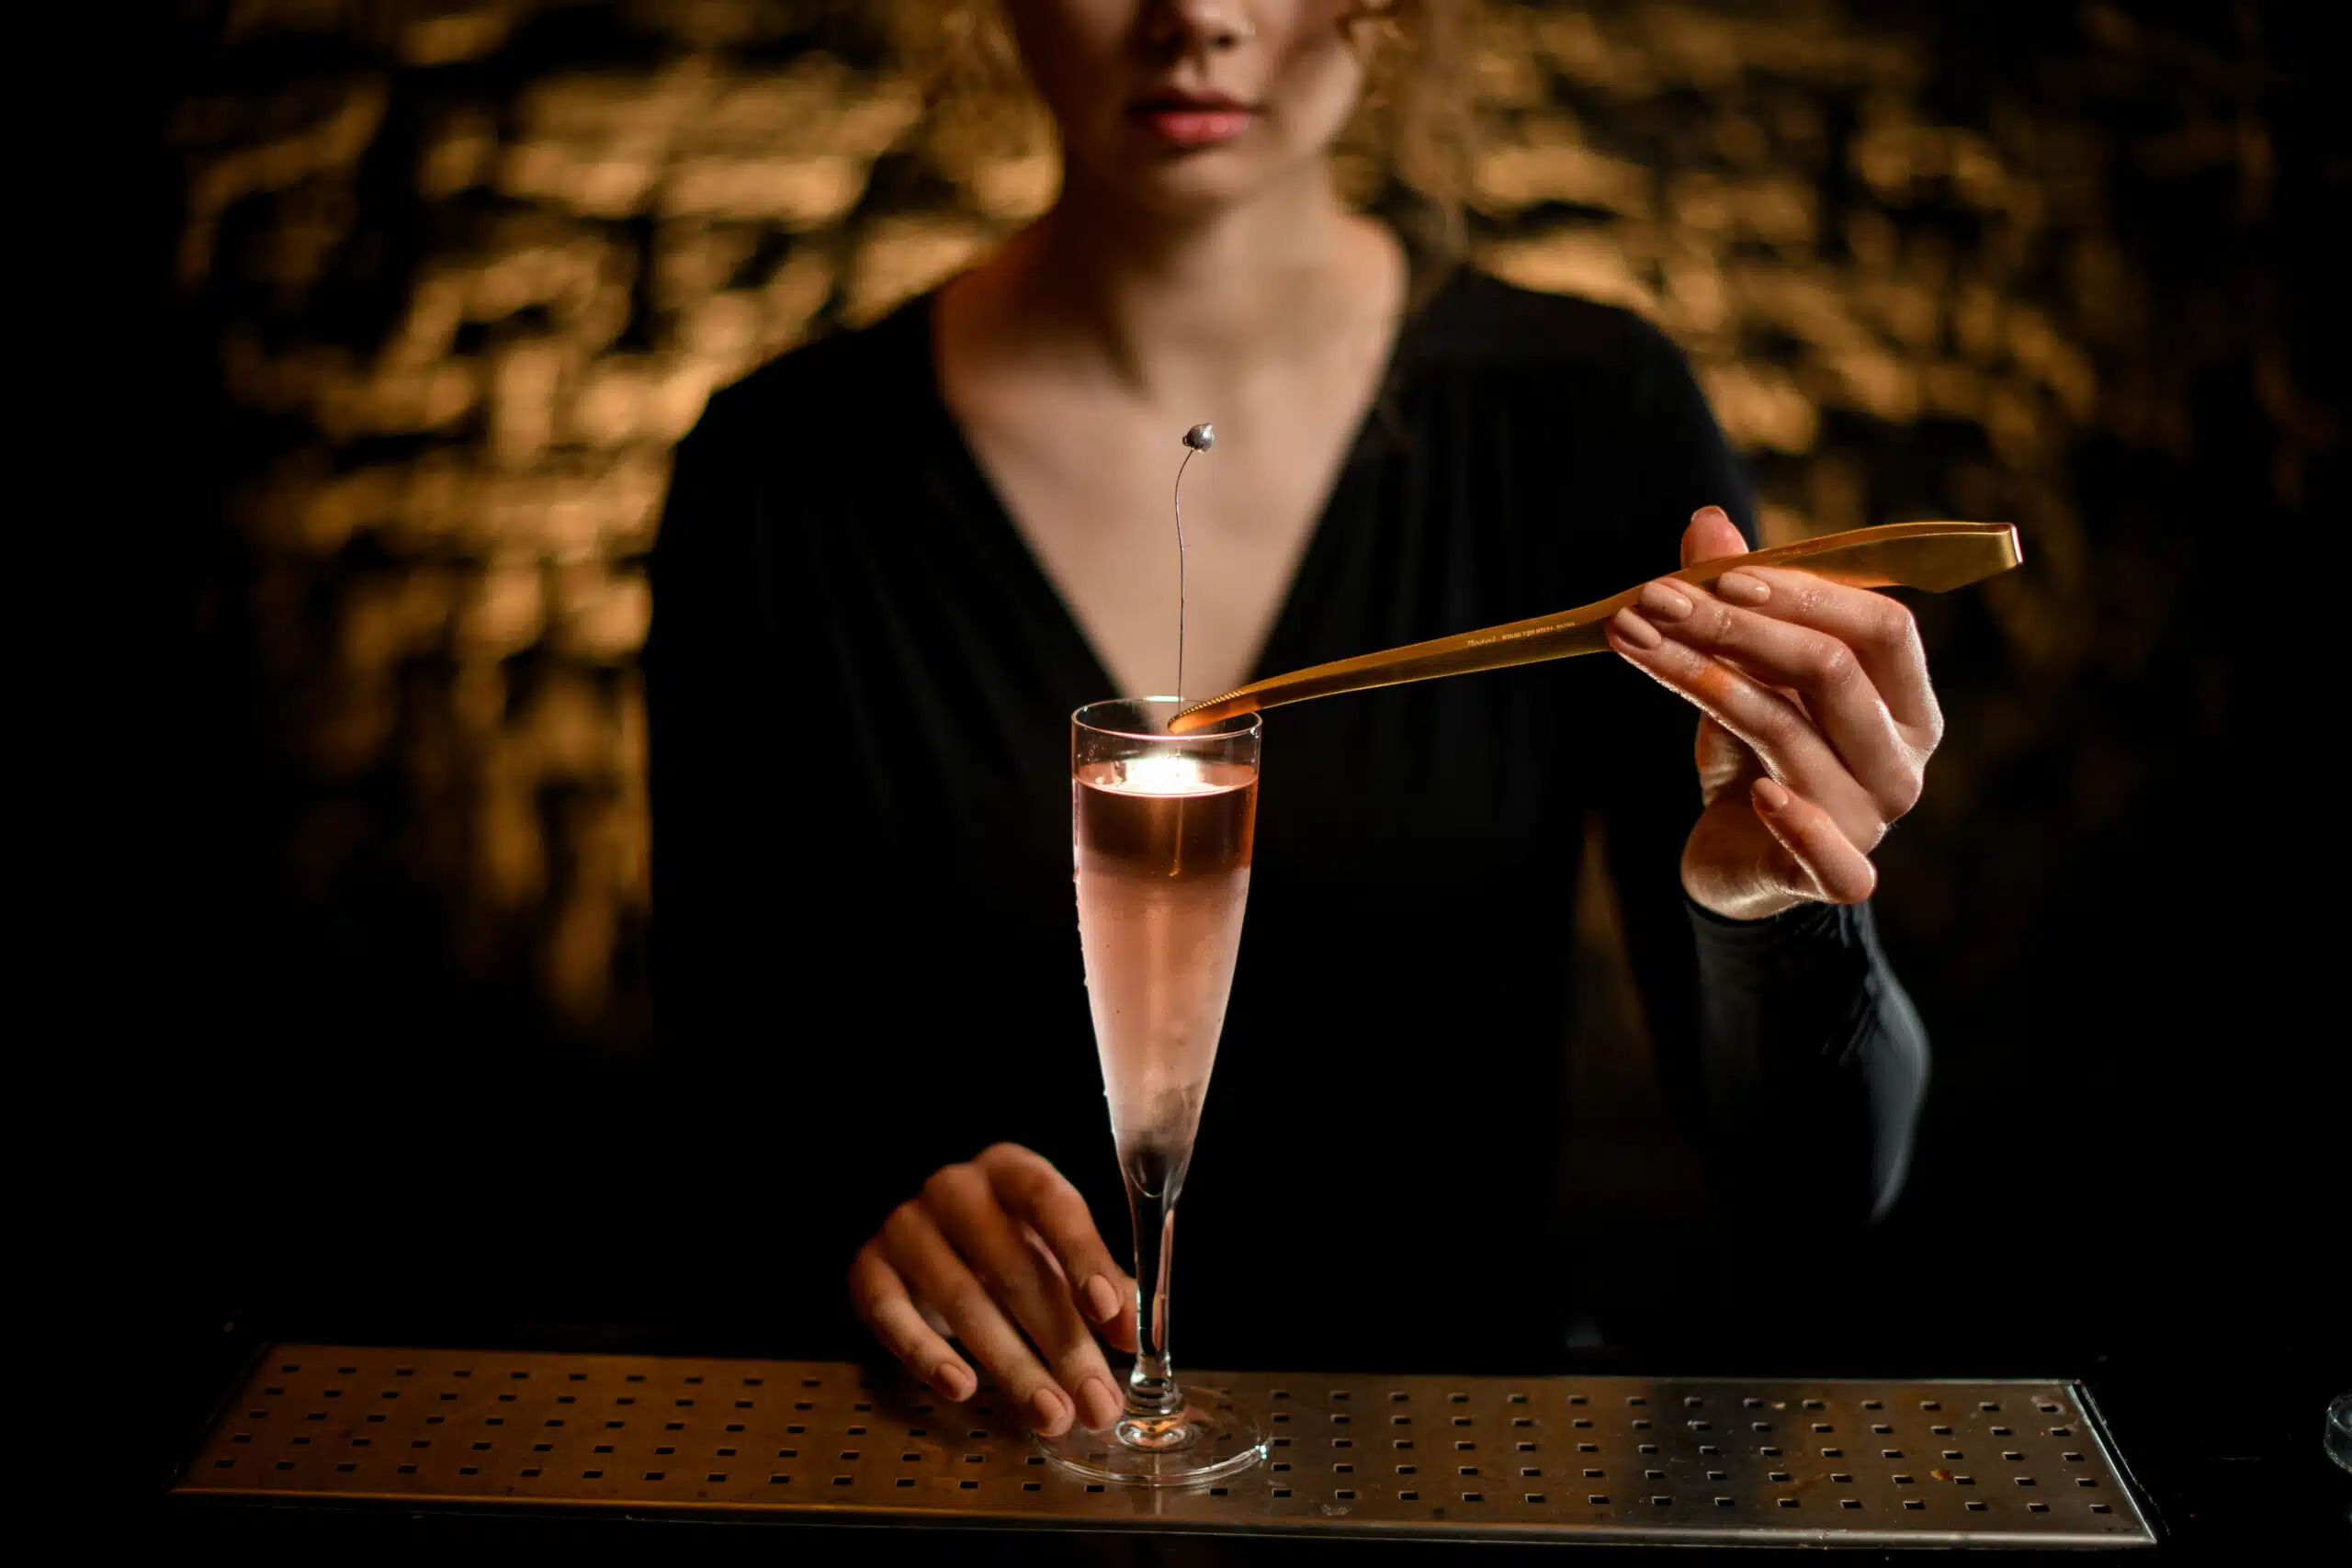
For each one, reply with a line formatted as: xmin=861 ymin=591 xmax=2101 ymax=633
xmin=847 ymin=1143 xmax=1136 ymax=1437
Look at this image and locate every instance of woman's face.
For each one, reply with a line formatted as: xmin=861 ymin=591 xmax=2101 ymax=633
xmin=1003 ymin=1 xmax=1373 ymax=214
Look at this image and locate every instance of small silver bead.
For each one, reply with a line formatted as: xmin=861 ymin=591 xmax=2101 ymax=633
xmin=1183 ymin=423 xmax=1216 ymax=451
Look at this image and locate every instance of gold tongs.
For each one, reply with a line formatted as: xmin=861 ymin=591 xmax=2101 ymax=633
xmin=1168 ymin=520 xmax=2021 ymax=733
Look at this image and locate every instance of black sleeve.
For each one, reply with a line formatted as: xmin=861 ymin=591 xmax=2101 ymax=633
xmin=645 ymin=389 xmax=925 ymax=1353
xmin=646 ymin=400 xmax=758 ymax=1086
xmin=1597 ymin=317 xmax=1930 ymax=1230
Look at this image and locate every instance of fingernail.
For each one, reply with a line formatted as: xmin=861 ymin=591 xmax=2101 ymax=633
xmin=1717 ymin=570 xmax=1770 ymax=605
xmin=1753 ymin=777 xmax=1792 ymax=812
xmin=934 ymin=1361 xmax=975 ymax=1401
xmin=1611 ymin=607 xmax=1662 ymax=649
xmin=1081 ymin=1274 xmax=1122 ymax=1324
xmin=1029 ymin=1384 xmax=1073 ymax=1435
xmin=1637 ymin=581 xmax=1692 ymax=621
xmin=1692 ymin=504 xmax=1728 ymax=524
xmin=1079 ymin=1376 xmax=1122 ymax=1431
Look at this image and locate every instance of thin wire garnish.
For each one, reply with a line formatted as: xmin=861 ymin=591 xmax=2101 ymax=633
xmin=1174 ymin=423 xmax=1215 ymax=708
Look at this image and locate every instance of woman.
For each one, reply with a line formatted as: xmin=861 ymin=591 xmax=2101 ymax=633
xmin=648 ymin=1 xmax=1932 ymax=1439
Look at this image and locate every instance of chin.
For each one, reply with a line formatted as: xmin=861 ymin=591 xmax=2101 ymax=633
xmin=1078 ymin=138 xmax=1323 ymax=218
xmin=1132 ymin=164 xmax=1283 ymax=215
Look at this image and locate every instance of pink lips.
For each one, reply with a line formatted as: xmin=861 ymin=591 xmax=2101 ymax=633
xmin=1132 ymin=99 xmax=1256 ymax=148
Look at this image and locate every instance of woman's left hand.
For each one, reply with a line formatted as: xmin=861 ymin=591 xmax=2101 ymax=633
xmin=1605 ymin=505 xmax=1944 ymax=921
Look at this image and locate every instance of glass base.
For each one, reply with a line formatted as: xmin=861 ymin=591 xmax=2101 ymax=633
xmin=1035 ymin=1386 xmax=1267 ymax=1487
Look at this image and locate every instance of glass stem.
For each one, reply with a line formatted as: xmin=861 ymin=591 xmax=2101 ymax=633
xmin=1121 ymin=1149 xmax=1187 ymax=1434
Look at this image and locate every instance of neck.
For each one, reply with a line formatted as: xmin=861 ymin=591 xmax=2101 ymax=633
xmin=975 ymin=160 xmax=1394 ymax=393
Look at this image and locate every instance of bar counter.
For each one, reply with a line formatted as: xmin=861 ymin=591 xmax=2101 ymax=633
xmin=153 ymin=1320 xmax=2344 ymax=1562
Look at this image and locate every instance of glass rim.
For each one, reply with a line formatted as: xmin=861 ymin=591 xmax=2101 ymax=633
xmin=1071 ymin=695 xmax=1261 ymax=743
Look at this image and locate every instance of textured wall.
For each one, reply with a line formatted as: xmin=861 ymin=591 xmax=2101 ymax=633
xmin=165 ymin=0 xmax=2331 ymax=1068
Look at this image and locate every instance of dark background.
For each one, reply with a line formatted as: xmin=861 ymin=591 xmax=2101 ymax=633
xmin=31 ymin=0 xmax=2339 ymax=1502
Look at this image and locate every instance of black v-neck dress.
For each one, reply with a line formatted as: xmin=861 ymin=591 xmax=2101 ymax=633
xmin=645 ymin=269 xmax=1928 ymax=1370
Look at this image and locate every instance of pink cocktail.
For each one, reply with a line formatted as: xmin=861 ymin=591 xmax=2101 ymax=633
xmin=1043 ymin=697 xmax=1267 ymax=1486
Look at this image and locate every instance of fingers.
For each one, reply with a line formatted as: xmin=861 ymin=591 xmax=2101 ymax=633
xmin=1713 ymin=566 xmax=1943 ymax=742
xmin=1679 ymin=503 xmax=1747 ymax=568
xmin=873 ymin=1193 xmax=1079 ymax=1436
xmin=848 ymin=1148 xmax=1138 ymax=1438
xmin=848 ymin=1244 xmax=973 ymax=1404
xmin=1607 ymin=606 xmax=1878 ymax=836
xmin=922 ymin=1163 xmax=1125 ymax=1434
xmin=1752 ymin=778 xmax=1877 ymax=904
xmin=1627 ymin=579 xmax=1923 ymax=817
xmin=978 ymin=1145 xmax=1139 ymax=1355
xmin=1656 ymin=508 xmax=1904 ymax=918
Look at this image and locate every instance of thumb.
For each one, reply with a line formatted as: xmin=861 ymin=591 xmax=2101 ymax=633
xmin=1679 ymin=504 xmax=1747 ymax=569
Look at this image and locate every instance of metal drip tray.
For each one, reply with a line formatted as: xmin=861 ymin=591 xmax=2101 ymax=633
xmin=173 ymin=1345 xmax=2154 ymax=1547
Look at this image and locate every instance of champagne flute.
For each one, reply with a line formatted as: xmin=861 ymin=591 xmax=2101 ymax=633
xmin=1037 ymin=696 xmax=1268 ymax=1486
